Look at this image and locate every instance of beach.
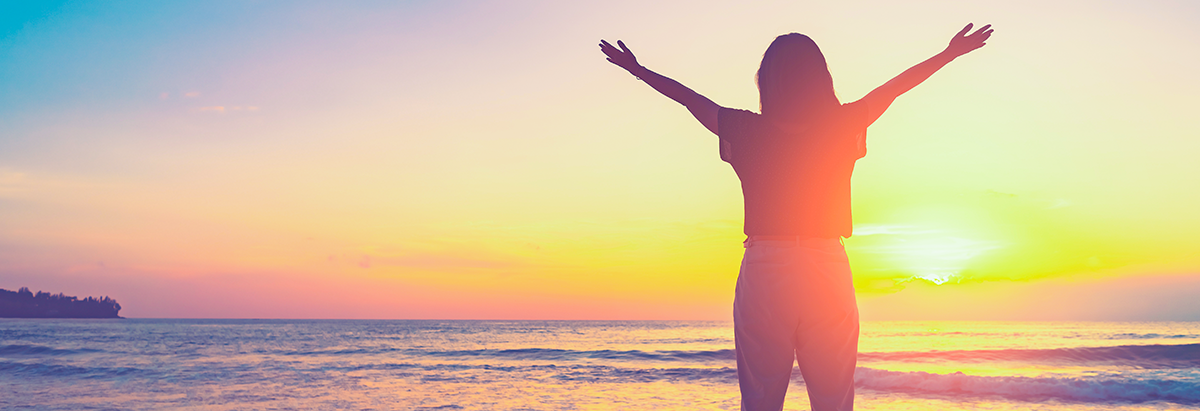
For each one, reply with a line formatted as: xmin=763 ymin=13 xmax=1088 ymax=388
xmin=2 ymin=319 xmax=1198 ymax=410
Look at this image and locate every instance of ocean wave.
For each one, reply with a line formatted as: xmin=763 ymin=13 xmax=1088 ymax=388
xmin=856 ymin=367 xmax=1200 ymax=404
xmin=0 ymin=361 xmax=142 ymax=378
xmin=0 ymin=344 xmax=101 ymax=357
xmin=420 ymin=348 xmax=736 ymax=362
xmin=341 ymin=362 xmax=741 ymax=383
xmin=1104 ymin=333 xmax=1200 ymax=340
xmin=859 ymin=344 xmax=1200 ymax=368
xmin=286 ymin=346 xmax=739 ymax=361
xmin=353 ymin=343 xmax=1200 ymax=368
xmin=344 ymin=362 xmax=1200 ymax=404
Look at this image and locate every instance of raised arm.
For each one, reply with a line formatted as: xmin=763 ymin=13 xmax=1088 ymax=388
xmin=858 ymin=23 xmax=994 ymax=126
xmin=600 ymin=40 xmax=720 ymax=135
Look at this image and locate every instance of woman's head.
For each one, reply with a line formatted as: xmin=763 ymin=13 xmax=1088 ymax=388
xmin=757 ymin=33 xmax=838 ymax=119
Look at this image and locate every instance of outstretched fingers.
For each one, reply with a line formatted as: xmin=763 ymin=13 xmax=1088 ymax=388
xmin=599 ymin=39 xmax=614 ymax=54
xmin=946 ymin=23 xmax=994 ymax=56
xmin=599 ymin=40 xmax=621 ymax=61
xmin=957 ymin=23 xmax=974 ymax=38
xmin=972 ymin=24 xmax=993 ymax=39
xmin=973 ymin=25 xmax=994 ymax=47
xmin=599 ymin=40 xmax=625 ymax=56
xmin=599 ymin=39 xmax=639 ymax=71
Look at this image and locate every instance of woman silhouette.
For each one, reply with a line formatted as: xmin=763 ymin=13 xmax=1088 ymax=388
xmin=600 ymin=24 xmax=993 ymax=411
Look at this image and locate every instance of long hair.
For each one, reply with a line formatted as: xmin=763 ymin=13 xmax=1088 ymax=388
xmin=757 ymin=33 xmax=839 ymax=122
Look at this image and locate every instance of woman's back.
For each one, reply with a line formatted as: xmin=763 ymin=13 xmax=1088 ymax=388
xmin=718 ymin=102 xmax=869 ymax=238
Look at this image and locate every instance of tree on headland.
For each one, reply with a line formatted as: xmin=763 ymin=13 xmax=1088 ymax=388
xmin=0 ymin=287 xmax=122 ymax=318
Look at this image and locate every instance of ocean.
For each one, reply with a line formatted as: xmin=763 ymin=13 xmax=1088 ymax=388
xmin=1 ymin=319 xmax=1198 ymax=410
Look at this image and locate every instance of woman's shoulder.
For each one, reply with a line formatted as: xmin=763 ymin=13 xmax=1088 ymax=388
xmin=719 ymin=107 xmax=761 ymax=120
xmin=718 ymin=107 xmax=763 ymax=139
xmin=839 ymin=100 xmax=869 ymax=120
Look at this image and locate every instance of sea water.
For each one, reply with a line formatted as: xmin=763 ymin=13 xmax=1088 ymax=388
xmin=1 ymin=319 xmax=1198 ymax=410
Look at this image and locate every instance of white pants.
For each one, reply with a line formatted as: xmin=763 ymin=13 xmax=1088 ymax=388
xmin=734 ymin=237 xmax=859 ymax=411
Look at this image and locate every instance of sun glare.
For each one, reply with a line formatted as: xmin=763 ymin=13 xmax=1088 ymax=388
xmin=850 ymin=224 xmax=1005 ymax=286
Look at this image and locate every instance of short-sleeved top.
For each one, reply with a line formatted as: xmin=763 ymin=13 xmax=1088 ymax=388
xmin=718 ymin=102 xmax=869 ymax=238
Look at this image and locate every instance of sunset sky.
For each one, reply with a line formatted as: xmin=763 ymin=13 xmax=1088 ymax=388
xmin=2 ymin=0 xmax=1198 ymax=320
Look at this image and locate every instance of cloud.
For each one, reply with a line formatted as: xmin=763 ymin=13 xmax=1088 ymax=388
xmin=381 ymin=254 xmax=518 ymax=270
xmin=197 ymin=106 xmax=260 ymax=113
xmin=0 ymin=169 xmax=26 ymax=184
xmin=1047 ymin=198 xmax=1073 ymax=209
xmin=333 ymin=250 xmax=522 ymax=271
xmin=184 ymin=92 xmax=200 ymax=97
xmin=0 ymin=169 xmax=31 ymax=197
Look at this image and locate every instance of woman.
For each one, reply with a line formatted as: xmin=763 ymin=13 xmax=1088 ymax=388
xmin=600 ymin=24 xmax=993 ymax=411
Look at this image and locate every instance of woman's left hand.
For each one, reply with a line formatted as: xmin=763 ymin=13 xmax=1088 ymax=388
xmin=599 ymin=39 xmax=642 ymax=74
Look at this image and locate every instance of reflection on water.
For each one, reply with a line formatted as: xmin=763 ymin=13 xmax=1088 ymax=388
xmin=1 ymin=319 xmax=1198 ymax=410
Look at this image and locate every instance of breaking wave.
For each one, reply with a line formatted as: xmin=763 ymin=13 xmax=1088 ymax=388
xmin=327 ymin=343 xmax=1200 ymax=368
xmin=859 ymin=343 xmax=1200 ymax=368
xmin=855 ymin=367 xmax=1200 ymax=404
xmin=0 ymin=344 xmax=101 ymax=356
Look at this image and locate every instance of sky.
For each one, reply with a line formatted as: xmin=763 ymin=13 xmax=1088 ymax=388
xmin=1 ymin=0 xmax=1198 ymax=320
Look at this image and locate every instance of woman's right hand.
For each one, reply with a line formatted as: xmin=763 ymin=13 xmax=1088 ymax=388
xmin=599 ymin=39 xmax=642 ymax=74
xmin=945 ymin=23 xmax=993 ymax=57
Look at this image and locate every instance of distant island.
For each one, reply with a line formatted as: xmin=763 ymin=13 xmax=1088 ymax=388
xmin=0 ymin=287 xmax=122 ymax=318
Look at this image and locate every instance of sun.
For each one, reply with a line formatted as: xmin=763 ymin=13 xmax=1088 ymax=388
xmin=849 ymin=223 xmax=1005 ymax=287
